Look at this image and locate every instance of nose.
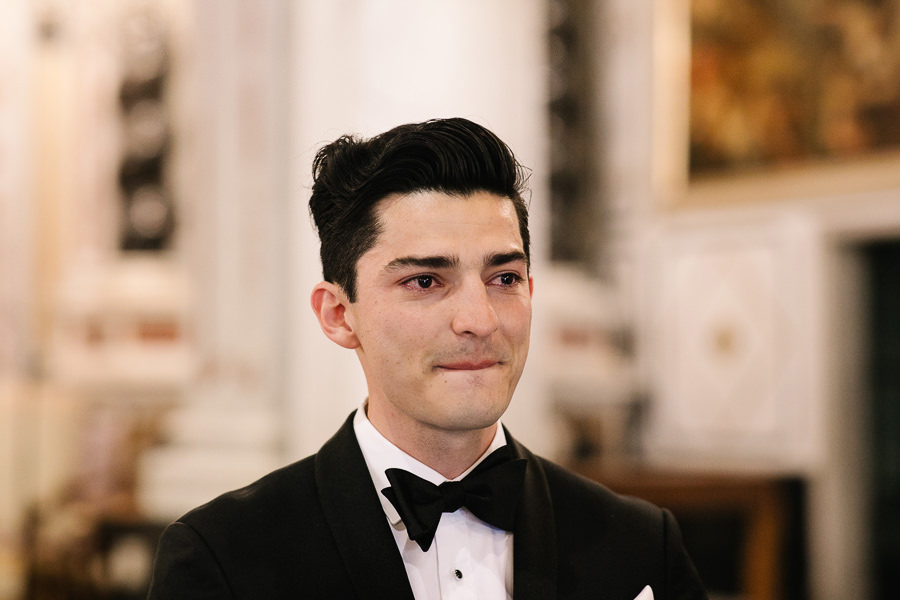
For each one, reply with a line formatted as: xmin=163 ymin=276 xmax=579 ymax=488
xmin=451 ymin=279 xmax=500 ymax=337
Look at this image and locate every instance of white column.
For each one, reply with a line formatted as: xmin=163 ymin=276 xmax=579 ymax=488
xmin=0 ymin=2 xmax=33 ymax=377
xmin=0 ymin=2 xmax=34 ymax=595
xmin=139 ymin=0 xmax=291 ymax=518
xmin=286 ymin=0 xmax=552 ymax=460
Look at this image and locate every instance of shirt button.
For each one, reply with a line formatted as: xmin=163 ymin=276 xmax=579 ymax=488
xmin=454 ymin=569 xmax=463 ymax=580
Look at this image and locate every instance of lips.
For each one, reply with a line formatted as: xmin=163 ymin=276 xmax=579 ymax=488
xmin=435 ymin=360 xmax=500 ymax=371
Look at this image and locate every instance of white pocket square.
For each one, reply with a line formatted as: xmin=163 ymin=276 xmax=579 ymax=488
xmin=634 ymin=585 xmax=654 ymax=600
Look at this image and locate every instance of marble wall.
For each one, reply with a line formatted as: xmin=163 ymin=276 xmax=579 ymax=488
xmin=2 ymin=1 xmax=898 ymax=597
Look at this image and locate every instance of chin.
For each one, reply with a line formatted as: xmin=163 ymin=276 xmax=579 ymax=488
xmin=435 ymin=396 xmax=510 ymax=431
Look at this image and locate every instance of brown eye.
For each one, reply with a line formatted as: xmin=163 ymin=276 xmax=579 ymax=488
xmin=415 ymin=276 xmax=434 ymax=288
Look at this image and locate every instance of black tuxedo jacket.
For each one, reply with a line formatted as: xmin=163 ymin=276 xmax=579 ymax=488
xmin=147 ymin=412 xmax=707 ymax=599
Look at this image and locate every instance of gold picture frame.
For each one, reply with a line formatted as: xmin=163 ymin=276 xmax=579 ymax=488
xmin=654 ymin=0 xmax=900 ymax=209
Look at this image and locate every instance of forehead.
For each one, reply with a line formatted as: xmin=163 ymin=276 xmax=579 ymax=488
xmin=369 ymin=191 xmax=524 ymax=260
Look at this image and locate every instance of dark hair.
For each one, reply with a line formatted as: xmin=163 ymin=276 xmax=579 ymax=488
xmin=309 ymin=118 xmax=531 ymax=302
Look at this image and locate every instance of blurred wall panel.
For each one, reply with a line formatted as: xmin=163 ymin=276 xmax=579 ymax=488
xmin=0 ymin=0 xmax=35 ymax=595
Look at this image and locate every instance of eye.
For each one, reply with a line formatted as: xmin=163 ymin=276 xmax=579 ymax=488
xmin=401 ymin=274 xmax=438 ymax=290
xmin=495 ymin=272 xmax=524 ymax=286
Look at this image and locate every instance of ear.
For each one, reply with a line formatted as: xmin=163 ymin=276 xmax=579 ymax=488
xmin=310 ymin=282 xmax=360 ymax=349
xmin=528 ymin=276 xmax=534 ymax=298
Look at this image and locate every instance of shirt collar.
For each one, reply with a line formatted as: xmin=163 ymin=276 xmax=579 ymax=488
xmin=353 ymin=401 xmax=508 ymax=526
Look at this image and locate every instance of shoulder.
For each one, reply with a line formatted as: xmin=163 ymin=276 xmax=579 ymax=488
xmin=536 ymin=456 xmax=667 ymax=532
xmin=149 ymin=415 xmax=372 ymax=598
xmin=174 ymin=413 xmax=363 ymax=543
xmin=506 ymin=431 xmax=666 ymax=531
xmin=513 ymin=443 xmax=685 ymax=565
xmin=531 ymin=455 xmax=708 ymax=598
xmin=538 ymin=457 xmax=659 ymax=512
xmin=165 ymin=453 xmax=347 ymax=580
xmin=150 ymin=452 xmax=367 ymax=598
xmin=178 ymin=454 xmax=318 ymax=536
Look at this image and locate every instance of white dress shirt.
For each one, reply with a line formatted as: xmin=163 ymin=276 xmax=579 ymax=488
xmin=353 ymin=403 xmax=514 ymax=600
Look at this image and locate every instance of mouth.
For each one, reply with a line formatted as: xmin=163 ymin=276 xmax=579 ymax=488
xmin=435 ymin=360 xmax=501 ymax=371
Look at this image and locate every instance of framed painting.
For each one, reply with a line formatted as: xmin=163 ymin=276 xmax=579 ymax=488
xmin=654 ymin=0 xmax=900 ymax=208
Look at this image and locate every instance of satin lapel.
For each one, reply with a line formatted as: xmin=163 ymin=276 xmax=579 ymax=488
xmin=507 ymin=430 xmax=558 ymax=600
xmin=315 ymin=412 xmax=414 ymax=600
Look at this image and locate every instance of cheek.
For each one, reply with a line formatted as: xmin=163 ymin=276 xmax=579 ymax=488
xmin=368 ymin=311 xmax=432 ymax=358
xmin=500 ymin=300 xmax=532 ymax=338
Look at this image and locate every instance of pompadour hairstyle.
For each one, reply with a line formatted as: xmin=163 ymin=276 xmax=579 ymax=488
xmin=308 ymin=118 xmax=531 ymax=301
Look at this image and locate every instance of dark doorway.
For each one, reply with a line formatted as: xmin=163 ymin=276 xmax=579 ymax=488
xmin=864 ymin=240 xmax=900 ymax=599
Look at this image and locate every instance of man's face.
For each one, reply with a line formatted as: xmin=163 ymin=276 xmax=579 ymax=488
xmin=344 ymin=190 xmax=533 ymax=441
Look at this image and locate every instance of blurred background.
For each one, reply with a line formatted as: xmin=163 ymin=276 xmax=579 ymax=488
xmin=1 ymin=0 xmax=899 ymax=598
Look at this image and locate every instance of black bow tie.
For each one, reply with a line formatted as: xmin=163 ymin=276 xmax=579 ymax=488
xmin=381 ymin=446 xmax=527 ymax=552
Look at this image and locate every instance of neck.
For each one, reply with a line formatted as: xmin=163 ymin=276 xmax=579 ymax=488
xmin=412 ymin=426 xmax=497 ymax=479
xmin=366 ymin=404 xmax=497 ymax=479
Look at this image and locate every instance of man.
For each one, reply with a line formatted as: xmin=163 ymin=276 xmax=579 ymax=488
xmin=147 ymin=118 xmax=707 ymax=599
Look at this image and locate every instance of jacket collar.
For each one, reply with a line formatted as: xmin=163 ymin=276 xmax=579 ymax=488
xmin=352 ymin=405 xmax=511 ymax=527
xmin=508 ymin=428 xmax=559 ymax=600
xmin=315 ymin=412 xmax=558 ymax=600
xmin=315 ymin=412 xmax=415 ymax=600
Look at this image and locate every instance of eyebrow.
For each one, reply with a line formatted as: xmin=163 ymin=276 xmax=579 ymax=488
xmin=384 ymin=255 xmax=460 ymax=272
xmin=383 ymin=251 xmax=527 ymax=273
xmin=486 ymin=251 xmax=528 ymax=269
